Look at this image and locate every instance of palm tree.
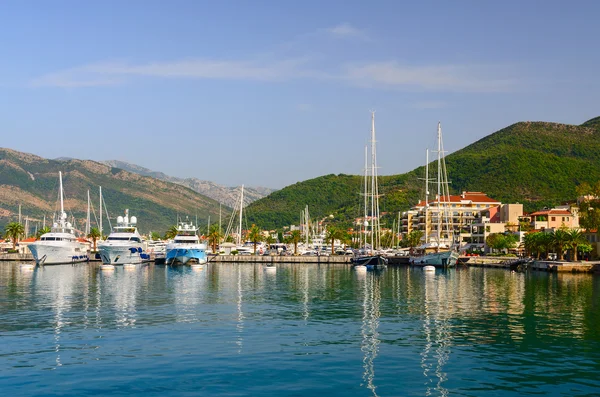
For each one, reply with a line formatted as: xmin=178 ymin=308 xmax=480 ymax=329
xmin=325 ymin=226 xmax=346 ymax=255
xmin=36 ymin=226 xmax=51 ymax=240
xmin=565 ymin=229 xmax=587 ymax=261
xmin=207 ymin=224 xmax=222 ymax=254
xmin=150 ymin=231 xmax=161 ymax=241
xmin=4 ymin=222 xmax=24 ymax=250
xmin=164 ymin=225 xmax=178 ymax=240
xmin=247 ymin=224 xmax=263 ymax=255
xmin=551 ymin=228 xmax=569 ymax=260
xmin=288 ymin=230 xmax=302 ymax=255
xmin=87 ymin=227 xmax=101 ymax=252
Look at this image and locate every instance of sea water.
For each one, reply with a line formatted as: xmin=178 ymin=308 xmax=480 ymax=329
xmin=1 ymin=263 xmax=599 ymax=396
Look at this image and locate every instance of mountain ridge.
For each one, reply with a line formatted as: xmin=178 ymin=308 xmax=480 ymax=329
xmin=101 ymin=160 xmax=275 ymax=208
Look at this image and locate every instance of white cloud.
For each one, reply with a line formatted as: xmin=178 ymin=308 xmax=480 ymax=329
xmin=342 ymin=62 xmax=517 ymax=92
xmin=30 ymin=58 xmax=517 ymax=94
xmin=412 ymin=101 xmax=448 ymax=109
xmin=30 ymin=58 xmax=320 ymax=88
xmin=325 ymin=23 xmax=369 ymax=40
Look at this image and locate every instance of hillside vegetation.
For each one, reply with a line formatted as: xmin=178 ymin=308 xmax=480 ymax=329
xmin=0 ymin=149 xmax=228 ymax=234
xmin=246 ymin=117 xmax=600 ymax=229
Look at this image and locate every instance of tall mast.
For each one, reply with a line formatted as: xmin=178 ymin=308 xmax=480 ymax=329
xmin=363 ymin=144 xmax=368 ymax=250
xmin=370 ymin=111 xmax=380 ymax=251
xmin=425 ymin=149 xmax=429 ymax=244
xmin=86 ymin=190 xmax=91 ymax=235
xmin=238 ymin=185 xmax=244 ymax=246
xmin=99 ymin=186 xmax=103 ymax=237
xmin=436 ymin=122 xmax=442 ymax=251
xmin=59 ymin=171 xmax=65 ymax=228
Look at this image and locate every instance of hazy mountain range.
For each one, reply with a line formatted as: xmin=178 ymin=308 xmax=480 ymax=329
xmin=100 ymin=160 xmax=275 ymax=209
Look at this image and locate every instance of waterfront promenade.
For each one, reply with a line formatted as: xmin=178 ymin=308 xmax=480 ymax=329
xmin=1 ymin=252 xmax=599 ymax=272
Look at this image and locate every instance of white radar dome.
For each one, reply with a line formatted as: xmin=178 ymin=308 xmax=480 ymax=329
xmin=130 ymin=216 xmax=137 ymax=224
xmin=364 ymin=221 xmax=369 ymax=227
xmin=53 ymin=223 xmax=58 ymax=228
xmin=117 ymin=216 xmax=124 ymax=223
xmin=66 ymin=222 xmax=72 ymax=228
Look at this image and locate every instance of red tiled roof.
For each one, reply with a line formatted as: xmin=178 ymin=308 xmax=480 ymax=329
xmin=21 ymin=237 xmax=36 ymax=243
xmin=529 ymin=209 xmax=572 ymax=216
xmin=414 ymin=192 xmax=500 ymax=208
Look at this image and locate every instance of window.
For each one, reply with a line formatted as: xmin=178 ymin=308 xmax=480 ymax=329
xmin=551 ymin=217 xmax=556 ymax=221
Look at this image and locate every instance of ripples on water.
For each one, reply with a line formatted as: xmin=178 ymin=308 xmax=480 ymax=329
xmin=0 ymin=263 xmax=599 ymax=396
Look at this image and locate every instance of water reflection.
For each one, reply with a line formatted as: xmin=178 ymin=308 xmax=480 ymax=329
xmin=421 ymin=271 xmax=450 ymax=397
xmin=359 ymin=272 xmax=381 ymax=397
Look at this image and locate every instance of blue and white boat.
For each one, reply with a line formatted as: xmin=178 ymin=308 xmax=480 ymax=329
xmin=98 ymin=209 xmax=149 ymax=265
xmin=165 ymin=221 xmax=207 ymax=265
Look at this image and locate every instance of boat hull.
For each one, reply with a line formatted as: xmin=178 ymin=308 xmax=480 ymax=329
xmin=98 ymin=244 xmax=147 ymax=265
xmin=165 ymin=248 xmax=207 ymax=265
xmin=352 ymin=255 xmax=388 ymax=270
xmin=410 ymin=250 xmax=459 ymax=268
xmin=28 ymin=242 xmax=89 ymax=265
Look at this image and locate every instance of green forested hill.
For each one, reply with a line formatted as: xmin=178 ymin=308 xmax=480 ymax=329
xmin=0 ymin=149 xmax=228 ymax=234
xmin=246 ymin=117 xmax=600 ymax=229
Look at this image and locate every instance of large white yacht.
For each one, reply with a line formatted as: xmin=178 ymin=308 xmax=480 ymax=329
xmin=28 ymin=172 xmax=89 ymax=265
xmin=165 ymin=220 xmax=207 ymax=265
xmin=98 ymin=209 xmax=148 ymax=265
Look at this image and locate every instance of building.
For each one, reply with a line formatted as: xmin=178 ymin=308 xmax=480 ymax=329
xmin=402 ymin=191 xmax=502 ymax=242
xmin=528 ymin=207 xmax=579 ymax=230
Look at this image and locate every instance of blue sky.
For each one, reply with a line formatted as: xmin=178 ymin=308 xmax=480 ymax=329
xmin=1 ymin=1 xmax=599 ymax=188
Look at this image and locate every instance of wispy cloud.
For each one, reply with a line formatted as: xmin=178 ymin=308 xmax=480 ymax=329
xmin=30 ymin=58 xmax=321 ymax=88
xmin=342 ymin=62 xmax=517 ymax=92
xmin=325 ymin=23 xmax=369 ymax=40
xmin=412 ymin=101 xmax=448 ymax=109
xmin=30 ymin=57 xmax=518 ymax=93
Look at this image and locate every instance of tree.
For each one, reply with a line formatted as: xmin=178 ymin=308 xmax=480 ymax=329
xmin=36 ymin=226 xmax=51 ymax=240
xmin=551 ymin=228 xmax=569 ymax=260
xmin=207 ymin=224 xmax=222 ymax=254
xmin=164 ymin=225 xmax=178 ymax=240
xmin=325 ymin=226 xmax=347 ymax=255
xmin=87 ymin=227 xmax=101 ymax=252
xmin=577 ymin=182 xmax=600 ymax=240
xmin=265 ymin=234 xmax=276 ymax=250
xmin=150 ymin=231 xmax=161 ymax=241
xmin=565 ymin=229 xmax=588 ymax=261
xmin=5 ymin=222 xmax=24 ymax=250
xmin=247 ymin=224 xmax=263 ymax=255
xmin=406 ymin=230 xmax=424 ymax=255
xmin=486 ymin=233 xmax=518 ymax=254
xmin=288 ymin=230 xmax=302 ymax=255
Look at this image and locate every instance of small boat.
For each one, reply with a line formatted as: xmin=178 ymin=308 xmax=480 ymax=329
xmin=98 ymin=209 xmax=148 ymax=265
xmin=165 ymin=220 xmax=207 ymax=265
xmin=100 ymin=264 xmax=115 ymax=271
xmin=28 ymin=172 xmax=89 ymax=265
xmin=20 ymin=263 xmax=35 ymax=271
xmin=423 ymin=265 xmax=436 ymax=272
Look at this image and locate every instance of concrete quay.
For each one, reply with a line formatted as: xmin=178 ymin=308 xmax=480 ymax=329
xmin=463 ymin=256 xmax=600 ymax=273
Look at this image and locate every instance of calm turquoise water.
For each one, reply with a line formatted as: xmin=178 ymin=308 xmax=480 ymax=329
xmin=1 ymin=263 xmax=599 ymax=396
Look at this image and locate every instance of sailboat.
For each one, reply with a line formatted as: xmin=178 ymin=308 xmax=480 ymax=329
xmin=410 ymin=122 xmax=459 ymax=268
xmin=28 ymin=172 xmax=89 ymax=265
xmin=352 ymin=112 xmax=388 ymax=270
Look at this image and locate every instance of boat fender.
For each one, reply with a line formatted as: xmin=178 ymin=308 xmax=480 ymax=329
xmin=129 ymin=247 xmax=138 ymax=253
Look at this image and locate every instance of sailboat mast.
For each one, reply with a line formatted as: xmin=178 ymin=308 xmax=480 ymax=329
xmin=425 ymin=149 xmax=429 ymax=244
xmin=86 ymin=190 xmax=91 ymax=235
xmin=99 ymin=186 xmax=103 ymax=237
xmin=370 ymin=111 xmax=380 ymax=251
xmin=363 ymin=144 xmax=368 ymax=250
xmin=436 ymin=122 xmax=442 ymax=251
xmin=238 ymin=185 xmax=244 ymax=246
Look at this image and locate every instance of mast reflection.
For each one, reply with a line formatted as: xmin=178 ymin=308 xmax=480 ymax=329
xmin=421 ymin=271 xmax=450 ymax=397
xmin=359 ymin=272 xmax=381 ymax=397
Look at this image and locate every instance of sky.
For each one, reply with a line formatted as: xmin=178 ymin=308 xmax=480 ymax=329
xmin=1 ymin=1 xmax=599 ymax=189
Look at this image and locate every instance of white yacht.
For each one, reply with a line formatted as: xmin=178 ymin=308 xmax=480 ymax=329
xmin=165 ymin=221 xmax=207 ymax=265
xmin=98 ymin=209 xmax=147 ymax=265
xmin=28 ymin=172 xmax=89 ymax=265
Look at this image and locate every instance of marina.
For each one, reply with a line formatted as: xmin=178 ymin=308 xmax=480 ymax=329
xmin=1 ymin=262 xmax=599 ymax=396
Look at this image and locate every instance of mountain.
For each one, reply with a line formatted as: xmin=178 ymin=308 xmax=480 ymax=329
xmin=0 ymin=149 xmax=230 ymax=234
xmin=101 ymin=160 xmax=275 ymax=208
xmin=245 ymin=117 xmax=600 ymax=230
